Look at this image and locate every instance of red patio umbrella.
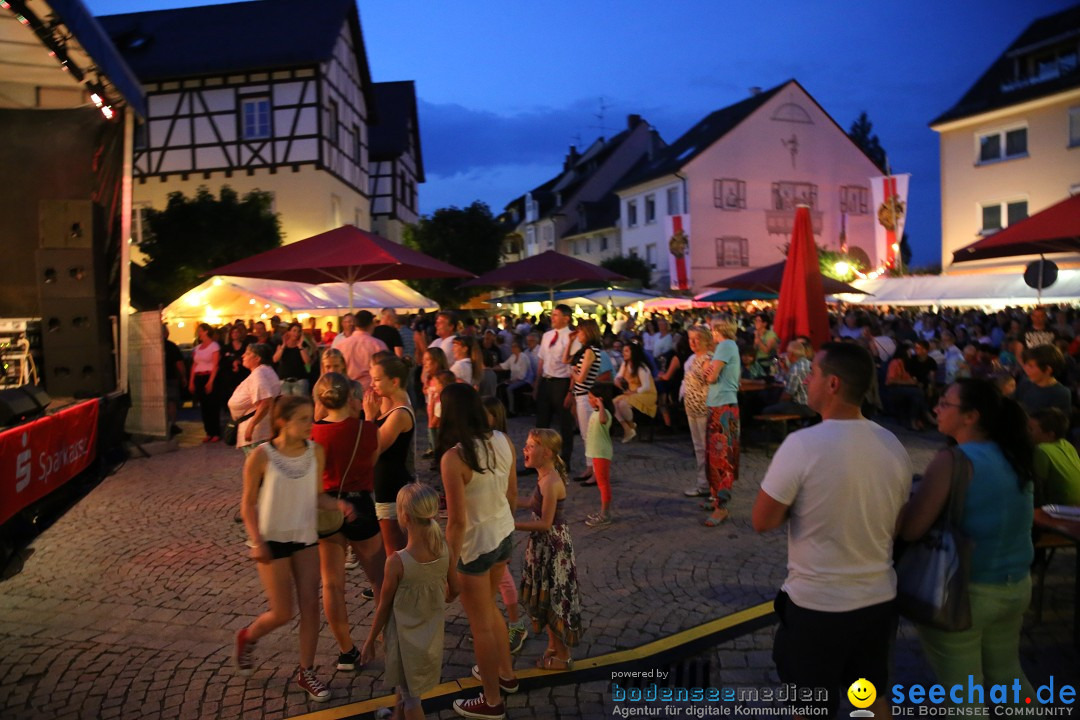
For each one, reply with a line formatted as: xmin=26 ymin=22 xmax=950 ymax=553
xmin=952 ymin=194 xmax=1080 ymax=263
xmin=704 ymin=261 xmax=866 ymax=295
xmin=209 ymin=225 xmax=473 ymax=310
xmin=773 ymin=205 xmax=831 ymax=350
xmin=461 ymin=250 xmax=628 ymax=304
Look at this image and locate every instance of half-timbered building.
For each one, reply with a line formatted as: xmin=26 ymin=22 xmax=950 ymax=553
xmin=98 ymin=0 xmax=376 ymax=245
xmin=369 ymin=81 xmax=424 ymax=245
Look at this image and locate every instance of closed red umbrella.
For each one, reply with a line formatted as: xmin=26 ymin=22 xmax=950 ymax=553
xmin=209 ymin=225 xmax=473 ymax=310
xmin=462 ymin=250 xmax=627 ymax=304
xmin=952 ymin=194 xmax=1080 ymax=263
xmin=774 ymin=205 xmax=831 ymax=350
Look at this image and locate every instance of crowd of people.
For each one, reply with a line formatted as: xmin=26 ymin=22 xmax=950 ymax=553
xmin=163 ymin=300 xmax=1080 ymax=717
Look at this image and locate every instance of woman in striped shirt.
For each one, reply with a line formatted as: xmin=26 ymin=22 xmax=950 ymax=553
xmin=569 ymin=319 xmax=603 ymax=483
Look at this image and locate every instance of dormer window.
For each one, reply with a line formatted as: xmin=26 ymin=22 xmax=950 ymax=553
xmin=1003 ymin=41 xmax=1079 ymax=91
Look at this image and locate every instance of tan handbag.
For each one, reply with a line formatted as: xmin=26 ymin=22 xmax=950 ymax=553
xmin=316 ymin=419 xmax=362 ymax=536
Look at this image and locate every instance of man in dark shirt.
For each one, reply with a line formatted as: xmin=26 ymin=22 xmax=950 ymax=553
xmin=163 ymin=325 xmax=186 ymax=436
xmin=1025 ymin=307 xmax=1058 ymax=349
xmin=906 ymin=340 xmax=938 ymax=391
xmin=372 ymin=307 xmax=405 ymax=359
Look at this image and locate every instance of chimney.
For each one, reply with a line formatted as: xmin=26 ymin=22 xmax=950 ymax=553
xmin=627 ymin=113 xmax=643 ymax=129
xmin=749 ymin=86 xmax=762 ymax=96
xmin=564 ymin=145 xmax=580 ymax=171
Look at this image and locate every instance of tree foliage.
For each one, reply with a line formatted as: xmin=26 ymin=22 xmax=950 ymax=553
xmin=848 ymin=111 xmax=887 ymax=173
xmin=600 ymin=254 xmax=652 ymax=289
xmin=138 ymin=185 xmax=281 ymax=307
xmin=402 ymin=201 xmax=505 ymax=308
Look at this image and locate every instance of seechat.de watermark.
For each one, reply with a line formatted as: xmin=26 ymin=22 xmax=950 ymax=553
xmin=891 ymin=676 xmax=1076 ymax=716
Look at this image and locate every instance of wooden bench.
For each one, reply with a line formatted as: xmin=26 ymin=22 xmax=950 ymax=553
xmin=753 ymin=413 xmax=803 ymax=444
xmin=1032 ymin=532 xmax=1076 ymax=623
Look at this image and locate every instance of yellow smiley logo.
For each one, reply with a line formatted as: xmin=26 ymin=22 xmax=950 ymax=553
xmin=847 ymin=678 xmax=876 ymax=709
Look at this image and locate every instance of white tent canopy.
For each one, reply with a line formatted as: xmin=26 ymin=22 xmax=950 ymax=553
xmin=840 ymin=270 xmax=1080 ymax=308
xmin=162 ymin=276 xmax=439 ymax=325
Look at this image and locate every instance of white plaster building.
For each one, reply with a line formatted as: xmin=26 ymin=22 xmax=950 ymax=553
xmin=615 ymin=80 xmax=883 ymax=292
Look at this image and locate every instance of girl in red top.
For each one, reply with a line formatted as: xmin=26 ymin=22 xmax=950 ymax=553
xmin=311 ymin=372 xmax=383 ymax=672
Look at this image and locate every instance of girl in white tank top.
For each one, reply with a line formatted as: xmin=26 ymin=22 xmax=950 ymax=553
xmin=234 ymin=396 xmax=356 ymax=703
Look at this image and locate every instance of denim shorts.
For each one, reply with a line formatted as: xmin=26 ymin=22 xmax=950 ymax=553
xmin=457 ymin=534 xmax=513 ymax=576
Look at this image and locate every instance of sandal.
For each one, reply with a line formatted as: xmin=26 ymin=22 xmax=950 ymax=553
xmin=703 ymin=509 xmax=729 ymax=527
xmin=536 ymin=655 xmax=573 ymax=671
xmin=573 ymin=471 xmax=594 ymax=482
xmin=581 ymin=478 xmax=597 ymax=487
xmin=698 ymin=499 xmax=717 ymax=511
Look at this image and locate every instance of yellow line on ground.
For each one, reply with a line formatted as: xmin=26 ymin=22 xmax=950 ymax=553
xmin=289 ymin=601 xmax=775 ymax=720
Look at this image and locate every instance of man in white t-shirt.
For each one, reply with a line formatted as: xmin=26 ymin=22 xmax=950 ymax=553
xmin=753 ymin=342 xmax=911 ymax=718
xmin=429 ymin=310 xmax=458 ymax=357
xmin=330 ymin=313 xmax=356 ymax=350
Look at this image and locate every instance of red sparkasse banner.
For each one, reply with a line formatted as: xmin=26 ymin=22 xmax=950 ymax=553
xmin=0 ymin=399 xmax=99 ymax=526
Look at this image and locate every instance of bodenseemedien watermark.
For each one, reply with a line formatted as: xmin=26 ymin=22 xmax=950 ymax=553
xmin=609 ymin=670 xmax=830 ymax=717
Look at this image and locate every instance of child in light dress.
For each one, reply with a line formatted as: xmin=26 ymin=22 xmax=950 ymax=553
xmin=584 ymin=382 xmax=616 ymax=527
xmin=362 ymin=483 xmax=454 ymax=719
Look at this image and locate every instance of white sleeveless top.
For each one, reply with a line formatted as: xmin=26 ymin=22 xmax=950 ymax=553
xmin=257 ymin=440 xmax=319 ymax=544
xmin=459 ymin=431 xmax=515 ymax=564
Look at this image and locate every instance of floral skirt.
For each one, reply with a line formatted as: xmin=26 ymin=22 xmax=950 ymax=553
xmin=519 ymin=521 xmax=583 ymax=647
xmin=706 ymin=404 xmax=740 ymax=504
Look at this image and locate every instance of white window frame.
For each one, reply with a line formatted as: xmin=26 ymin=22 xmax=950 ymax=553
xmin=626 ymin=200 xmax=638 ymax=228
xmin=666 ymin=186 xmax=680 ymax=216
xmin=978 ymin=197 xmax=1028 ymax=235
xmin=645 ymin=194 xmax=656 ymax=224
xmin=715 ymin=237 xmax=749 ymax=267
xmin=975 ymin=124 xmax=1028 ymax=165
xmin=645 ymin=243 xmax=657 ymax=269
xmin=241 ymin=96 xmax=271 ymax=140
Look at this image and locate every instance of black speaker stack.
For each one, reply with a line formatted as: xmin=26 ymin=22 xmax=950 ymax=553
xmin=35 ymin=200 xmax=116 ymax=398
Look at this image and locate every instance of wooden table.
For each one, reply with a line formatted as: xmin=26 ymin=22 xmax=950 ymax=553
xmin=1033 ymin=508 xmax=1080 ymax=648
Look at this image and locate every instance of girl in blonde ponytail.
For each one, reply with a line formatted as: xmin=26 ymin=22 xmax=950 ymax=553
xmin=515 ymin=429 xmax=583 ymax=671
xmin=361 ymin=482 xmax=453 ymax=719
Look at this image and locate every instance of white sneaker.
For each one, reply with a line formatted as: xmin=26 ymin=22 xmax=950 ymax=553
xmin=621 ymin=428 xmax=636 ymax=444
xmin=344 ymin=546 xmax=359 ymax=570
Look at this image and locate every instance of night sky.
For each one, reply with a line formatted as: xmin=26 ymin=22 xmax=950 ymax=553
xmin=87 ymin=0 xmax=1077 ymax=267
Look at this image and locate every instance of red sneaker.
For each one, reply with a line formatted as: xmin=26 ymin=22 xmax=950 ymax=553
xmin=233 ymin=628 xmax=256 ymax=676
xmin=295 ymin=666 xmax=330 ymax=702
xmin=453 ymin=692 xmax=506 ymax=719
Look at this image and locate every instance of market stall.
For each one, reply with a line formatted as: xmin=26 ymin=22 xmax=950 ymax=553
xmin=162 ymin=276 xmax=439 ymax=326
xmin=839 ymin=270 xmax=1080 ymax=308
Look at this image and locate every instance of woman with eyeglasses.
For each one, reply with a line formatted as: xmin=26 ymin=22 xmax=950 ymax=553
xmin=898 ymin=378 xmax=1035 ymax=704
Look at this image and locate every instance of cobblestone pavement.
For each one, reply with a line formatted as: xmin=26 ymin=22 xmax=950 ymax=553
xmin=0 ymin=414 xmax=1076 ymax=720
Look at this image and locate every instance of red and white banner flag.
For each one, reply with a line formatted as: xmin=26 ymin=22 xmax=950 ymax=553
xmin=666 ymin=214 xmax=692 ymax=291
xmin=870 ymin=174 xmax=910 ymax=269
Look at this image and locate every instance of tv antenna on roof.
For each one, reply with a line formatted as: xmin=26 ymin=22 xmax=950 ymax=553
xmin=589 ymin=96 xmax=613 ymax=140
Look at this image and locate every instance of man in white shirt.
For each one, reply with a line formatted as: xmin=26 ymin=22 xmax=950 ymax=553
xmin=429 ymin=310 xmax=458 ymax=357
xmin=534 ymin=304 xmax=575 ymax=469
xmin=752 ymin=342 xmax=910 ymax=719
xmin=652 ymin=318 xmax=674 ymax=358
xmin=330 ymin=313 xmax=356 ymax=350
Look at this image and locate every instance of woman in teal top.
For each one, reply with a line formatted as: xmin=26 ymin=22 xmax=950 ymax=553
xmin=702 ymin=318 xmax=742 ymax=527
xmin=900 ymin=378 xmax=1035 ymax=705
